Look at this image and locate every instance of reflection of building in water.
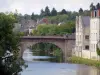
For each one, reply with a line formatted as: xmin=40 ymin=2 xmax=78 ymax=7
xmin=77 ymin=65 xmax=100 ymax=75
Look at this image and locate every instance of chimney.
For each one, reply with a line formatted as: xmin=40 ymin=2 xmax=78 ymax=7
xmin=91 ymin=9 xmax=100 ymax=18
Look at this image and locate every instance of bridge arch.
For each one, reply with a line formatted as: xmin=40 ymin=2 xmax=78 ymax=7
xmin=20 ymin=41 xmax=65 ymax=57
xmin=23 ymin=42 xmax=64 ymax=59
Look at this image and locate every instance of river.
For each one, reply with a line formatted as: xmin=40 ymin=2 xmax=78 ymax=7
xmin=20 ymin=49 xmax=100 ymax=75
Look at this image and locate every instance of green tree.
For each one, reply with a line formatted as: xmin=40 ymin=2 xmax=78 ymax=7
xmin=45 ymin=6 xmax=51 ymax=16
xmin=0 ymin=13 xmax=24 ymax=75
xmin=96 ymin=47 xmax=100 ymax=56
xmin=24 ymin=14 xmax=31 ymax=20
xmin=96 ymin=3 xmax=100 ymax=9
xmin=60 ymin=9 xmax=67 ymax=15
xmin=47 ymin=14 xmax=68 ymax=24
xmin=90 ymin=3 xmax=95 ymax=10
xmin=79 ymin=8 xmax=83 ymax=15
xmin=51 ymin=8 xmax=57 ymax=16
xmin=40 ymin=9 xmax=45 ymax=17
xmin=31 ymin=12 xmax=35 ymax=20
xmin=34 ymin=21 xmax=75 ymax=36
xmin=32 ymin=29 xmax=38 ymax=35
xmin=36 ymin=24 xmax=50 ymax=35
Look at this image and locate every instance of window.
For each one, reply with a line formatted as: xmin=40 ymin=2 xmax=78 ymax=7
xmin=85 ymin=35 xmax=89 ymax=39
xmin=85 ymin=45 xmax=89 ymax=50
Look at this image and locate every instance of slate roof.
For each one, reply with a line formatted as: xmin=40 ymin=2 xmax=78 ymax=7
xmin=81 ymin=16 xmax=90 ymax=27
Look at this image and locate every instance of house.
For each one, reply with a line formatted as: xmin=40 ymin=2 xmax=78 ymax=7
xmin=19 ymin=19 xmax=37 ymax=35
xmin=73 ymin=8 xmax=100 ymax=60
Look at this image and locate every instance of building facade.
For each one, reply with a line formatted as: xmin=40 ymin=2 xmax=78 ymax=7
xmin=74 ymin=9 xmax=100 ymax=60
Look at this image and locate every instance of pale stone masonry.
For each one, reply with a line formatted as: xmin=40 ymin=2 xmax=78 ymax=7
xmin=74 ymin=9 xmax=100 ymax=60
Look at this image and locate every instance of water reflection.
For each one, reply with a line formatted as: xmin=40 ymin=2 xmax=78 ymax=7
xmin=77 ymin=65 xmax=100 ymax=75
xmin=21 ymin=49 xmax=100 ymax=75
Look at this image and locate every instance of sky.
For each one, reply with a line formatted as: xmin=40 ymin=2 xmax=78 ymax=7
xmin=0 ymin=0 xmax=100 ymax=15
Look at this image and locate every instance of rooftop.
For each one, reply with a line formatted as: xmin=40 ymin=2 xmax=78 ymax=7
xmin=81 ymin=16 xmax=90 ymax=27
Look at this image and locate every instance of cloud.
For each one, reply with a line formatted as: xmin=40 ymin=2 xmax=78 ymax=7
xmin=0 ymin=0 xmax=100 ymax=14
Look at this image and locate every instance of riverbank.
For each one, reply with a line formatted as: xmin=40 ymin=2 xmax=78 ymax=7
xmin=67 ymin=56 xmax=100 ymax=68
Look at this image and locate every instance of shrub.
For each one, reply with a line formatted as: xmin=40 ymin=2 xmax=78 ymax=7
xmin=68 ymin=56 xmax=100 ymax=68
xmin=96 ymin=46 xmax=100 ymax=56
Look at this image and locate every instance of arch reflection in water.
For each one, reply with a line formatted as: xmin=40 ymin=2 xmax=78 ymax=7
xmin=22 ymin=49 xmax=55 ymax=62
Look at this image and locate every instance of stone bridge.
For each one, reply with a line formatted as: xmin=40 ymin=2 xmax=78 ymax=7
xmin=20 ymin=35 xmax=75 ymax=62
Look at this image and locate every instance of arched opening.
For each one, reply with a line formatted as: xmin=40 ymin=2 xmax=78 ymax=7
xmin=23 ymin=42 xmax=64 ymax=62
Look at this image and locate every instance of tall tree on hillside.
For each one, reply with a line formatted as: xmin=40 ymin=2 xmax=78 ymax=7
xmin=90 ymin=3 xmax=95 ymax=10
xmin=96 ymin=3 xmax=100 ymax=9
xmin=51 ymin=8 xmax=57 ymax=16
xmin=45 ymin=6 xmax=51 ymax=16
xmin=13 ymin=9 xmax=24 ymax=23
xmin=40 ymin=9 xmax=45 ymax=17
xmin=90 ymin=3 xmax=93 ymax=10
xmin=24 ymin=14 xmax=31 ymax=20
xmin=79 ymin=8 xmax=83 ymax=15
xmin=60 ymin=9 xmax=67 ymax=14
xmin=31 ymin=12 xmax=35 ymax=20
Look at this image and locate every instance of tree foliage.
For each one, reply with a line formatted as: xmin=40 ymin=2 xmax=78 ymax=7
xmin=60 ymin=9 xmax=67 ymax=15
xmin=24 ymin=14 xmax=31 ymax=20
xmin=32 ymin=21 xmax=75 ymax=36
xmin=40 ymin=9 xmax=45 ymax=17
xmin=45 ymin=6 xmax=51 ymax=16
xmin=96 ymin=44 xmax=100 ymax=56
xmin=31 ymin=43 xmax=63 ymax=62
xmin=16 ymin=3 xmax=100 ymax=22
xmin=96 ymin=47 xmax=100 ymax=56
xmin=31 ymin=12 xmax=35 ymax=20
xmin=51 ymin=8 xmax=57 ymax=16
xmin=90 ymin=3 xmax=94 ymax=10
xmin=0 ymin=13 xmax=25 ymax=75
xmin=79 ymin=8 xmax=83 ymax=15
xmin=47 ymin=14 xmax=69 ymax=24
xmin=90 ymin=2 xmax=100 ymax=10
xmin=96 ymin=3 xmax=100 ymax=9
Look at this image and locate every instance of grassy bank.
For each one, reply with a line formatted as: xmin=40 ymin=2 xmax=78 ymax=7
xmin=67 ymin=56 xmax=100 ymax=68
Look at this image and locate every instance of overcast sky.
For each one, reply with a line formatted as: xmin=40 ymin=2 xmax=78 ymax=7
xmin=0 ymin=0 xmax=100 ymax=15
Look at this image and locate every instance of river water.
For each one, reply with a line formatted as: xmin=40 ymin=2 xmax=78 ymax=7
xmin=21 ymin=49 xmax=100 ymax=75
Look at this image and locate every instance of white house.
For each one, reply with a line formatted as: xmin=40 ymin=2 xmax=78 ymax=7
xmin=74 ymin=9 xmax=100 ymax=60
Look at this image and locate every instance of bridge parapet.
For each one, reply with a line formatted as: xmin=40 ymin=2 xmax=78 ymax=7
xmin=20 ymin=35 xmax=75 ymax=40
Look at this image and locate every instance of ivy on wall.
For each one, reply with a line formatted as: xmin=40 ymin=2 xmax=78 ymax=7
xmin=96 ymin=46 xmax=100 ymax=56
